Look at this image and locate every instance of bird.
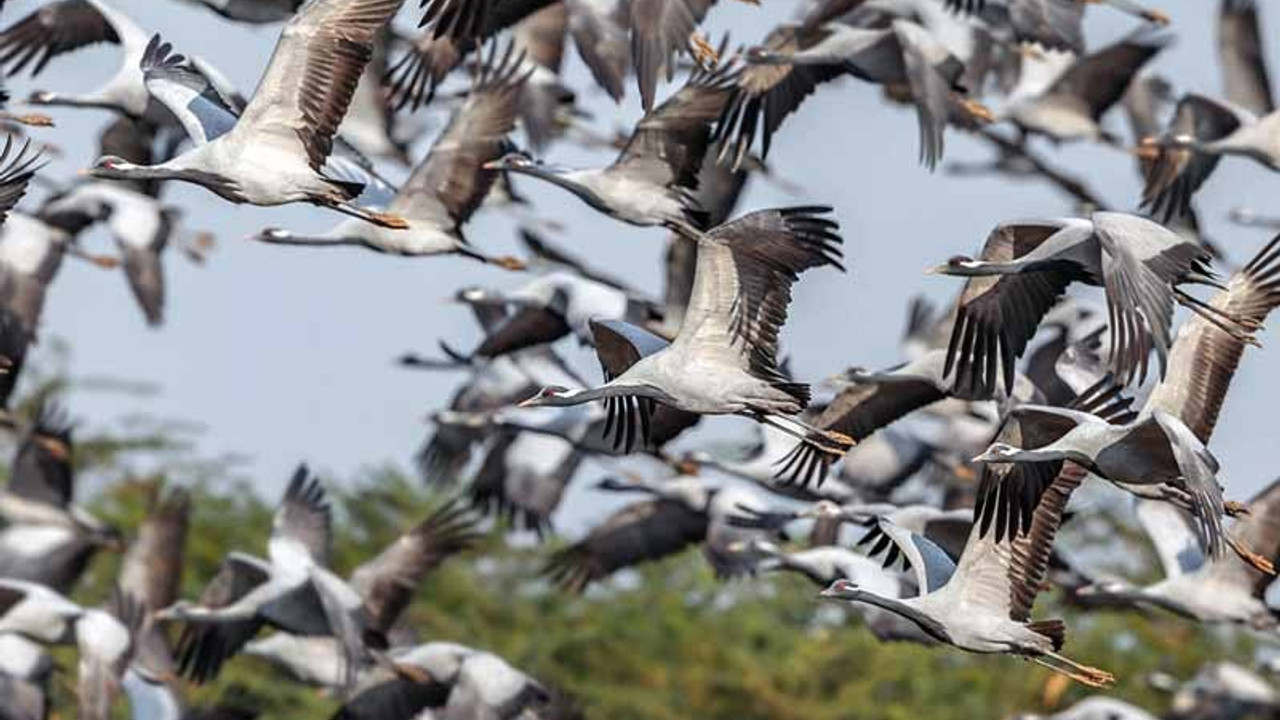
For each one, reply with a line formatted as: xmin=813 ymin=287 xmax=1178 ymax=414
xmin=484 ymin=55 xmax=737 ymax=235
xmin=927 ymin=213 xmax=1241 ymax=393
xmin=251 ymin=44 xmax=529 ymax=268
xmin=0 ymin=582 xmax=142 ymax=720
xmin=941 ymin=0 xmax=1170 ymax=55
xmin=723 ymin=17 xmax=993 ymax=170
xmin=242 ymin=499 xmax=481 ymax=686
xmin=1140 ymin=0 xmax=1277 ymax=222
xmin=544 ymin=473 xmax=773 ymax=588
xmin=156 ymin=465 xmax=382 ymax=688
xmin=1075 ymin=478 xmax=1280 ymax=628
xmin=330 ymin=641 xmax=551 ymax=720
xmin=973 ymin=232 xmax=1280 ymax=559
xmin=168 ymin=0 xmax=306 ymax=24
xmin=517 ymin=206 xmax=852 ymax=460
xmin=39 ymin=180 xmax=199 ymax=326
xmin=820 ymin=468 xmax=1115 ymax=688
xmin=86 ymin=1 xmax=410 ymax=229
xmin=996 ymin=30 xmax=1166 ymax=145
xmin=0 ymin=401 xmax=124 ymax=593
xmin=448 ymin=270 xmax=660 ymax=362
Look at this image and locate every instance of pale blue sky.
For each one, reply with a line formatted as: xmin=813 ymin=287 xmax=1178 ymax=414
xmin=13 ymin=0 xmax=1280 ymax=512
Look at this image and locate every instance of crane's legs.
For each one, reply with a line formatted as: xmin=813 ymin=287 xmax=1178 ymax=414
xmin=1227 ymin=534 xmax=1276 ymax=576
xmin=1030 ymin=654 xmax=1115 ymax=688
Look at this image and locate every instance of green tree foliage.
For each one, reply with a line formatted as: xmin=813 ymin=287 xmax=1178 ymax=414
xmin=22 ymin=371 xmax=1254 ymax=720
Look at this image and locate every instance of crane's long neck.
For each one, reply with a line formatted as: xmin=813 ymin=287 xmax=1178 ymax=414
xmin=31 ymin=91 xmax=121 ymax=114
xmin=948 ymin=257 xmax=1034 ymax=276
xmin=507 ymin=166 xmax=606 ymax=209
xmin=260 ymin=234 xmax=372 ymax=249
xmin=850 ymin=591 xmax=952 ymax=644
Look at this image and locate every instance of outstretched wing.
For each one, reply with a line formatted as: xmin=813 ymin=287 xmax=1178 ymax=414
xmin=590 ymin=318 xmax=672 ymax=452
xmin=269 ymin=465 xmax=333 ymax=567
xmin=1219 ymin=0 xmax=1274 ymax=117
xmin=141 ymin=35 xmax=240 ymax=147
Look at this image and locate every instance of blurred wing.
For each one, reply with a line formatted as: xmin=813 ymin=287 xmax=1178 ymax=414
xmin=1219 ymin=0 xmax=1274 ymax=116
xmin=349 ymin=499 xmax=480 ymax=635
xmin=0 ymin=138 xmax=42 ymax=228
xmin=858 ymin=517 xmax=956 ymax=594
xmin=270 ymin=465 xmax=333 ymax=567
xmin=627 ymin=0 xmax=715 ymax=110
xmin=0 ymin=0 xmax=119 ymax=77
xmin=566 ymin=0 xmax=629 ymax=101
xmin=1141 ymin=94 xmax=1248 ymax=223
xmin=119 ymin=487 xmax=190 ymax=611
xmin=1045 ymin=34 xmax=1165 ymax=120
xmin=173 ymin=553 xmax=271 ymax=684
xmin=543 ymin=498 xmax=708 ymax=591
xmin=393 ymin=45 xmax=527 ymax=227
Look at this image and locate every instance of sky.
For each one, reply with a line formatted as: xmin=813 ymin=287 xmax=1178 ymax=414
xmin=10 ymin=0 xmax=1280 ymax=521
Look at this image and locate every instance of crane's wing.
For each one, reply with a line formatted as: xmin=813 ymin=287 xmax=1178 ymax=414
xmin=1141 ymin=94 xmax=1250 ymax=223
xmin=9 ymin=400 xmax=75 ymax=508
xmin=1094 ymin=211 xmax=1212 ymax=386
xmin=1147 ymin=410 xmax=1225 ymax=558
xmin=173 ymin=553 xmax=272 ymax=683
xmin=677 ymin=206 xmax=843 ymax=393
xmin=118 ymin=487 xmax=190 ymax=612
xmin=566 ymin=0 xmax=629 ymax=101
xmin=141 ymin=35 xmax=241 ymax=147
xmin=857 ymin=516 xmax=957 ymax=595
xmin=1044 ymin=33 xmax=1166 ymax=121
xmin=1144 ymin=234 xmax=1280 ymax=444
xmin=1205 ymin=478 xmax=1280 ymax=597
xmin=612 ymin=56 xmax=738 ymax=201
xmin=269 ymin=465 xmax=333 ymax=568
xmin=0 ymin=0 xmax=121 ymax=76
xmin=974 ymin=377 xmax=1137 ymax=543
xmin=712 ymin=24 xmax=846 ymax=170
xmin=951 ymin=462 xmax=1084 ymax=622
xmin=349 ymin=499 xmax=481 ymax=635
xmin=392 ymin=44 xmax=528 ymax=228
xmin=628 ymin=0 xmax=715 ymax=110
xmin=589 ymin=318 xmax=674 ymax=452
xmin=1219 ymin=0 xmax=1273 ymax=117
xmin=0 ymin=138 xmax=42 ymax=228
xmin=234 ymin=0 xmax=403 ymax=172
xmin=943 ymin=219 xmax=1089 ymax=396
xmin=543 ymin=498 xmax=709 ymax=592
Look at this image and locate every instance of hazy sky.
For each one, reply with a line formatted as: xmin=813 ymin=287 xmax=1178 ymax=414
xmin=13 ymin=0 xmax=1280 ymax=518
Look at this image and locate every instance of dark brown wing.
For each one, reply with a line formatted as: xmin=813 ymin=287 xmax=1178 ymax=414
xmin=1219 ymin=0 xmax=1274 ymax=116
xmin=590 ymin=319 xmax=671 ymax=453
xmin=613 ymin=56 xmax=738 ymax=198
xmin=393 ymin=44 xmax=528 ymax=228
xmin=566 ymin=0 xmax=629 ymax=101
xmin=944 ymin=221 xmax=1092 ymax=396
xmin=1141 ymin=94 xmax=1247 ymax=223
xmin=774 ymin=377 xmax=943 ymax=488
xmin=1045 ymin=33 xmax=1166 ymax=121
xmin=473 ymin=305 xmax=571 ymax=359
xmin=349 ymin=499 xmax=481 ymax=635
xmin=0 ymin=0 xmax=118 ymax=77
xmin=1146 ymin=234 xmax=1280 ymax=443
xmin=712 ymin=24 xmax=846 ymax=170
xmin=0 ymin=138 xmax=42 ymax=228
xmin=543 ymin=498 xmax=708 ymax=592
xmin=174 ymin=555 xmax=272 ymax=684
xmin=9 ymin=400 xmax=74 ymax=507
xmin=974 ymin=377 xmax=1137 ymax=545
xmin=628 ymin=0 xmax=715 ymax=110
xmin=119 ymin=487 xmax=190 ymax=612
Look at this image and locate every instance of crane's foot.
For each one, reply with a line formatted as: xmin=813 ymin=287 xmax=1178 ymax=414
xmin=1225 ymin=500 xmax=1250 ymax=517
xmin=89 ymin=254 xmax=120 ymax=269
xmin=9 ymin=113 xmax=53 ymax=127
xmin=394 ymin=662 xmax=433 ymax=685
xmin=1229 ymin=536 xmax=1275 ymax=575
xmin=823 ymin=429 xmax=856 ymax=450
xmin=1065 ymin=665 xmax=1115 ymax=689
xmin=1142 ymin=8 xmax=1170 ymax=25
xmin=959 ymin=98 xmax=995 ymax=124
xmin=490 ymin=255 xmax=527 ymax=272
xmin=1131 ymin=137 xmax=1161 ymax=160
xmin=368 ymin=211 xmax=410 ymax=229
xmin=689 ymin=33 xmax=719 ymax=67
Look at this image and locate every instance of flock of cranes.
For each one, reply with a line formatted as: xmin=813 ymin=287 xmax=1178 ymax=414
xmin=0 ymin=0 xmax=1278 ymax=718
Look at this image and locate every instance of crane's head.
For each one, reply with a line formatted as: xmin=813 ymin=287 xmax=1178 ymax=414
xmin=483 ymin=150 xmax=537 ymax=172
xmin=85 ymin=155 xmax=138 ymax=179
xmin=819 ymin=578 xmax=860 ymax=600
xmin=251 ymin=228 xmax=294 ymax=243
xmin=517 ymin=385 xmax=575 ymax=408
xmin=925 ymin=255 xmax=978 ymax=275
xmin=744 ymin=46 xmax=788 ymax=65
xmin=971 ymin=442 xmax=1023 ymax=464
